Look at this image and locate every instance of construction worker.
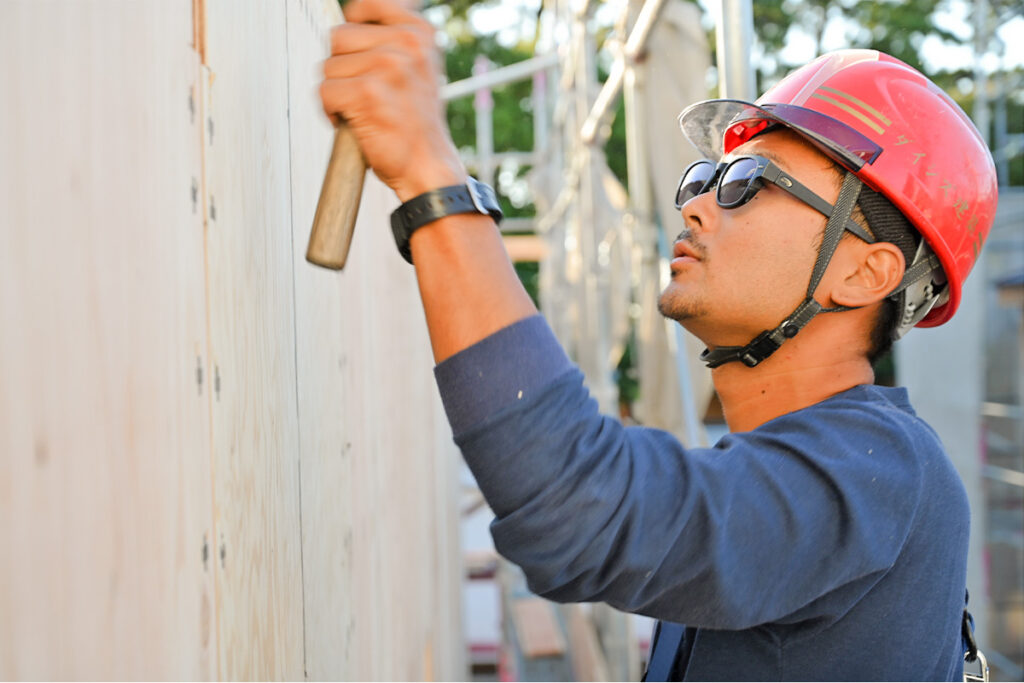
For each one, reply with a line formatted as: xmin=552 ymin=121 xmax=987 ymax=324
xmin=320 ymin=0 xmax=997 ymax=679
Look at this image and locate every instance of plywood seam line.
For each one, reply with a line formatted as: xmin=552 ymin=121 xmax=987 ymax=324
xmin=198 ymin=62 xmax=222 ymax=683
xmin=192 ymin=0 xmax=206 ymax=64
xmin=282 ymin=3 xmax=311 ymax=678
xmin=192 ymin=0 xmax=220 ymax=672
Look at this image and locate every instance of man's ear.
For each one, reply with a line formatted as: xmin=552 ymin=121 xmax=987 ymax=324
xmin=829 ymin=241 xmax=906 ymax=308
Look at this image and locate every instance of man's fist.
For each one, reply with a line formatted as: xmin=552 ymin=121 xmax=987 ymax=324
xmin=320 ymin=0 xmax=466 ymax=202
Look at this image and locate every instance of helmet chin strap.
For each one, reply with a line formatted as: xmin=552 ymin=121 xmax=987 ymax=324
xmin=700 ymin=173 xmax=864 ymax=369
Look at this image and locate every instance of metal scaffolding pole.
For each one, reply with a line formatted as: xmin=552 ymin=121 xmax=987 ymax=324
xmin=973 ymin=0 xmax=991 ymax=148
xmin=572 ymin=1 xmax=617 ymax=413
xmin=440 ymin=53 xmax=560 ymax=101
xmin=619 ymin=0 xmax=708 ymax=448
xmin=715 ymin=0 xmax=755 ymax=100
xmin=473 ymin=56 xmax=496 ymax=188
xmin=580 ymin=0 xmax=669 ymax=145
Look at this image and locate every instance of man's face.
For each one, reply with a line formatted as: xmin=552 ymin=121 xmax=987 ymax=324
xmin=658 ymin=129 xmax=843 ymax=347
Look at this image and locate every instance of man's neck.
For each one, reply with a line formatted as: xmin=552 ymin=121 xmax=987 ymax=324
xmin=711 ymin=353 xmax=875 ymax=433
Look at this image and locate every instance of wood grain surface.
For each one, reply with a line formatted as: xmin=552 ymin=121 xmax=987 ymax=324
xmin=0 ymin=0 xmax=462 ymax=678
xmin=0 ymin=1 xmax=214 ymax=678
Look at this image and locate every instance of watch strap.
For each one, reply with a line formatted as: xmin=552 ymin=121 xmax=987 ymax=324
xmin=390 ymin=178 xmax=503 ymax=264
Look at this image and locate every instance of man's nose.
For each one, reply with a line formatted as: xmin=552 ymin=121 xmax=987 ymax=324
xmin=680 ymin=188 xmax=717 ymax=235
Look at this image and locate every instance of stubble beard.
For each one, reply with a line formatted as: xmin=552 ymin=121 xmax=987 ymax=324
xmin=657 ymin=284 xmax=711 ymax=322
xmin=658 ymin=228 xmax=711 ymax=322
xmin=659 ymin=228 xmax=712 ymax=322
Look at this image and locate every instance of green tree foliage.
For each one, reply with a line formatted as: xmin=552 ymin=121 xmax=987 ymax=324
xmin=752 ymin=0 xmax=960 ymax=81
xmin=445 ymin=36 xmax=536 ymax=159
xmin=436 ymin=6 xmax=544 ymax=304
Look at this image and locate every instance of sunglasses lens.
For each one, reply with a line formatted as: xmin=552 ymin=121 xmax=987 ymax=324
xmin=676 ymin=161 xmax=715 ymax=207
xmin=718 ymin=157 xmax=759 ymax=206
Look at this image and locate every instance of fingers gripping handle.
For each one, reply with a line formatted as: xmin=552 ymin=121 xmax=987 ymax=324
xmin=308 ymin=0 xmax=424 ymax=270
xmin=306 ymin=122 xmax=367 ymax=270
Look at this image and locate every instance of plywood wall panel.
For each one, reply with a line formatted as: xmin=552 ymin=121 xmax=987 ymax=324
xmin=282 ymin=2 xmax=359 ymax=678
xmin=0 ymin=1 xmax=215 ymax=678
xmin=201 ymin=0 xmax=305 ymax=678
xmin=2 ymin=0 xmax=464 ymax=678
xmin=284 ymin=0 xmax=463 ymax=679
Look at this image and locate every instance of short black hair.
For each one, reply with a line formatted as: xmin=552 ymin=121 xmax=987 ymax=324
xmin=867 ymin=284 xmax=901 ymax=363
xmin=825 ymin=163 xmax=919 ymax=363
xmin=856 ymin=185 xmax=919 ymax=363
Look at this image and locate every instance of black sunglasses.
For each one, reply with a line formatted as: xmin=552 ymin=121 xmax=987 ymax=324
xmin=674 ymin=155 xmax=875 ymax=243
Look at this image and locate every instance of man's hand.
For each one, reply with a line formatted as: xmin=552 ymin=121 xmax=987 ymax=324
xmin=320 ymin=0 xmax=466 ymax=202
xmin=320 ymin=0 xmax=537 ymax=363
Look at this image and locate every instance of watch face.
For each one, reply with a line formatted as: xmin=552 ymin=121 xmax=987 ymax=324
xmin=467 ymin=178 xmax=491 ymax=215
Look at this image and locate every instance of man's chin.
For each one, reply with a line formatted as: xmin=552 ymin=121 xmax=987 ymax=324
xmin=657 ymin=289 xmax=708 ymax=323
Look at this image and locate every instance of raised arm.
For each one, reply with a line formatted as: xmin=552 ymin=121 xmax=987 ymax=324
xmin=319 ymin=0 xmax=536 ymax=362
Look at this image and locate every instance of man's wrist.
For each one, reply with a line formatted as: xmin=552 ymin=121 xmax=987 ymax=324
xmin=394 ymin=157 xmax=468 ymax=203
xmin=391 ymin=178 xmax=503 ymax=264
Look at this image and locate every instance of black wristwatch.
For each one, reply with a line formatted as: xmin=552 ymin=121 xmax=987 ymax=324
xmin=390 ymin=177 xmax=503 ymax=264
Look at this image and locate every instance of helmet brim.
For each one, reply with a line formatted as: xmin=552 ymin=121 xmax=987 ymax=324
xmin=678 ymin=99 xmax=883 ymax=171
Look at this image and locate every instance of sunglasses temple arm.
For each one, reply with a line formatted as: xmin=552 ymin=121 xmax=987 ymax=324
xmin=773 ymin=170 xmax=875 ymax=243
xmin=842 ymin=219 xmax=875 ymax=243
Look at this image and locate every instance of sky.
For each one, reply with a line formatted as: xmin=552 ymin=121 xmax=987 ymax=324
xmin=455 ymin=0 xmax=1024 ymax=75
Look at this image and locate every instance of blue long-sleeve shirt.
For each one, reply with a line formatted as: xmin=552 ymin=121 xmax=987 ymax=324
xmin=435 ymin=315 xmax=970 ymax=681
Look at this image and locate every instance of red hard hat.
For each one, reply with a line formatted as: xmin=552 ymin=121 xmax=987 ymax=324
xmin=679 ymin=49 xmax=998 ymax=327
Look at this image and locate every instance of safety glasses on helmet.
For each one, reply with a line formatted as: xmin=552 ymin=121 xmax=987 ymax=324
xmin=674 ymin=155 xmax=875 ymax=244
xmin=677 ymin=100 xmax=883 ymax=173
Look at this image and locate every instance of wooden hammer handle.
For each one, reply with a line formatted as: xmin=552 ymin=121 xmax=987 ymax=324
xmin=306 ymin=122 xmax=367 ymax=270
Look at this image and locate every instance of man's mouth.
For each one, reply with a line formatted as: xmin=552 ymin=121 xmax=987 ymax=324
xmin=670 ymin=233 xmax=704 ymax=272
xmin=673 ymin=242 xmax=701 ymax=261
